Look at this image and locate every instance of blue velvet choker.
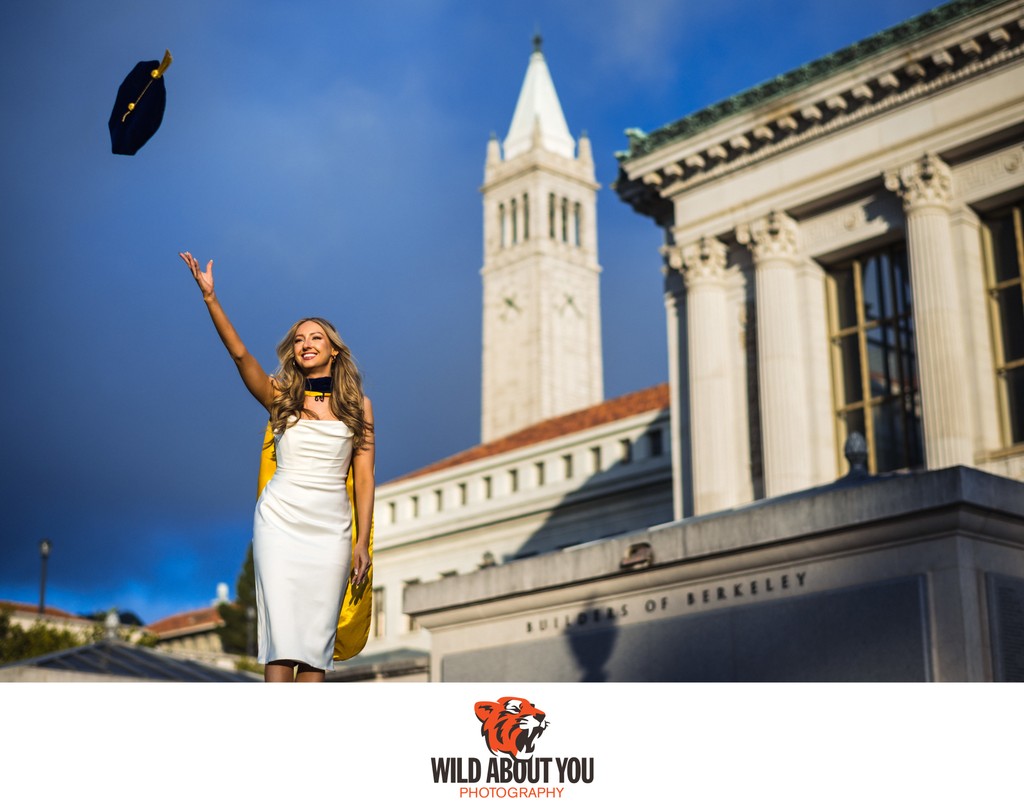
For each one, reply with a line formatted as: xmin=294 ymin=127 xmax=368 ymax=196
xmin=304 ymin=376 xmax=333 ymax=401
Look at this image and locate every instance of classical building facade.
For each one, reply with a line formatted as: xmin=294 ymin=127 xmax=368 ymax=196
xmin=615 ymin=0 xmax=1024 ymax=519
xmin=345 ymin=41 xmax=674 ymax=678
xmin=403 ymin=0 xmax=1024 ymax=682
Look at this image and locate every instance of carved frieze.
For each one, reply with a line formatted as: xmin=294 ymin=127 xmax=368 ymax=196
xmin=952 ymin=143 xmax=1024 ymax=203
xmin=800 ymin=194 xmax=902 ymax=258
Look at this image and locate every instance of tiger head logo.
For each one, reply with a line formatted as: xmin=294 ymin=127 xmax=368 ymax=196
xmin=474 ymin=696 xmax=549 ymax=759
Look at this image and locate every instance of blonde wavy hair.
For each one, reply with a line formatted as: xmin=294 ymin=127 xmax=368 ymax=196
xmin=268 ymin=317 xmax=372 ymax=452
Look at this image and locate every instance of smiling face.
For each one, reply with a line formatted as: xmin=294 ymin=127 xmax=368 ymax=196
xmin=293 ymin=320 xmax=338 ymax=377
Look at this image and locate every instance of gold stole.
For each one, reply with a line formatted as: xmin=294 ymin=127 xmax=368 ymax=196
xmin=257 ymin=423 xmax=373 ymax=662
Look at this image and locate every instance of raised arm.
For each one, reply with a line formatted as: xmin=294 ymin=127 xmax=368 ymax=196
xmin=178 ymin=251 xmax=275 ymax=409
xmin=350 ymin=396 xmax=376 ymax=586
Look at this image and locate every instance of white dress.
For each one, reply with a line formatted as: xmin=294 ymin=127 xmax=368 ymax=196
xmin=252 ymin=418 xmax=354 ymax=670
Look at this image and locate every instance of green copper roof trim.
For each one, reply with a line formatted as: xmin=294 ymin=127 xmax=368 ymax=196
xmin=619 ymin=0 xmax=1007 ymax=162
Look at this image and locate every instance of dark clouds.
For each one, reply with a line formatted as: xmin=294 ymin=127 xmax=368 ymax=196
xmin=0 ymin=0 xmax=942 ymax=622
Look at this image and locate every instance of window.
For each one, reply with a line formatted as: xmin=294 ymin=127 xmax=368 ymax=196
xmin=827 ymin=244 xmax=923 ymax=473
xmin=535 ymin=461 xmax=546 ymax=486
xmin=434 ymin=489 xmax=443 ymax=512
xmin=372 ymin=586 xmax=386 ymax=638
xmin=561 ymin=197 xmax=569 ymax=242
xmin=404 ymin=579 xmax=420 ymax=632
xmin=511 ymin=197 xmax=518 ymax=244
xmin=459 ymin=481 xmax=468 ymax=506
xmin=620 ymin=438 xmax=633 ymax=463
xmin=982 ymin=204 xmax=1024 ymax=447
xmin=410 ymin=495 xmax=419 ymax=518
xmin=499 ymin=203 xmax=506 ymax=248
xmin=591 ymin=445 xmax=602 ymax=472
xmin=648 ymin=429 xmax=663 ymax=458
xmin=563 ymin=453 xmax=573 ymax=479
xmin=523 ymin=193 xmax=529 ymax=240
xmin=549 ymin=193 xmax=556 ymax=238
xmin=573 ymin=202 xmax=581 ymax=247
xmin=482 ymin=476 xmax=493 ymax=499
xmin=388 ymin=501 xmax=397 ymax=523
xmin=508 ymin=468 xmax=519 ymax=493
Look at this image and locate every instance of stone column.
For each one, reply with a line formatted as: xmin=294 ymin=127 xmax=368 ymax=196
xmin=662 ymin=265 xmax=693 ymax=520
xmin=884 ymin=154 xmax=973 ymax=468
xmin=666 ymin=236 xmax=739 ymax=514
xmin=949 ymin=206 xmax=1000 ymax=454
xmin=737 ymin=211 xmax=815 ymax=497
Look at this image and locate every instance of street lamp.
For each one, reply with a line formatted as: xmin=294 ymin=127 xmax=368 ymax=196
xmin=38 ymin=539 xmax=51 ymax=615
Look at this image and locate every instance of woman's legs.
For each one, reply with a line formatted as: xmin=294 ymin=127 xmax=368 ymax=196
xmin=295 ymin=662 xmax=325 ymax=683
xmin=264 ymin=660 xmax=296 ymax=682
xmin=264 ymin=659 xmax=325 ymax=682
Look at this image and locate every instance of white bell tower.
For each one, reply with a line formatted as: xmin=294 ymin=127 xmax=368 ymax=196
xmin=480 ymin=35 xmax=603 ymax=443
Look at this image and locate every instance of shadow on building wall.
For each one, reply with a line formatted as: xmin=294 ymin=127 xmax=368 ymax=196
xmin=501 ymin=416 xmax=673 ymax=564
xmin=562 ymin=599 xmax=619 ymax=682
xmin=489 ymin=416 xmax=672 ymax=681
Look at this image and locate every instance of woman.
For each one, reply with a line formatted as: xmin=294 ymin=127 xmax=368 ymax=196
xmin=179 ymin=251 xmax=374 ymax=682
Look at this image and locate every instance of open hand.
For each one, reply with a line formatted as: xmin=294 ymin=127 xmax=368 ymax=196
xmin=179 ymin=251 xmax=214 ymax=297
xmin=352 ymin=545 xmax=371 ymax=587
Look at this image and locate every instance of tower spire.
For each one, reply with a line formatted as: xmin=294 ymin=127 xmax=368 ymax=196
xmin=502 ymin=35 xmax=574 ymax=161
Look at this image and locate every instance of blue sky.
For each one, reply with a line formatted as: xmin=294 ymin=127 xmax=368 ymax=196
xmin=0 ymin=0 xmax=943 ymax=624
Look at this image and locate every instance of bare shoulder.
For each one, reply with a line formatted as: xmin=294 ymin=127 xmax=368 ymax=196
xmin=363 ymin=395 xmax=374 ymax=418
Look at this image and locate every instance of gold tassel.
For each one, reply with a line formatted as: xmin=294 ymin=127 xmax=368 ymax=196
xmin=151 ymin=49 xmax=173 ymax=79
xmin=122 ymin=50 xmax=173 ymax=123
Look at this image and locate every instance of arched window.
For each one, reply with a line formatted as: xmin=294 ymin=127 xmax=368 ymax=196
xmin=523 ymin=193 xmax=530 ymax=240
xmin=511 ymin=197 xmax=518 ymax=244
xmin=561 ymin=197 xmax=569 ymax=242
xmin=548 ymin=193 xmax=556 ymax=238
xmin=498 ymin=203 xmax=506 ymax=249
xmin=573 ymin=202 xmax=582 ymax=247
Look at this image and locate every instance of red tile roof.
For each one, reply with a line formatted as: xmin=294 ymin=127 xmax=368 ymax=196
xmin=0 ymin=600 xmax=86 ymax=621
xmin=391 ymin=383 xmax=670 ymax=483
xmin=147 ymin=605 xmax=225 ymax=637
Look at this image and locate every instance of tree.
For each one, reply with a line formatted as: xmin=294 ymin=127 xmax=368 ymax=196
xmin=0 ymin=608 xmax=98 ymax=665
xmin=217 ymin=543 xmax=257 ymax=655
xmin=0 ymin=608 xmax=157 ymax=665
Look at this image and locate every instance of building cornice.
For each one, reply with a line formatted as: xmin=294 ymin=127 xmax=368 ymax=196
xmin=615 ymin=0 xmax=1023 ymax=224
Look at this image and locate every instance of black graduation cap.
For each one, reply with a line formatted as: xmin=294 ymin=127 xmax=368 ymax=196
xmin=108 ymin=50 xmax=173 ymax=155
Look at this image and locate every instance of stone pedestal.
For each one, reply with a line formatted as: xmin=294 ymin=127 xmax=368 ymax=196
xmin=406 ymin=467 xmax=1024 ymax=682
